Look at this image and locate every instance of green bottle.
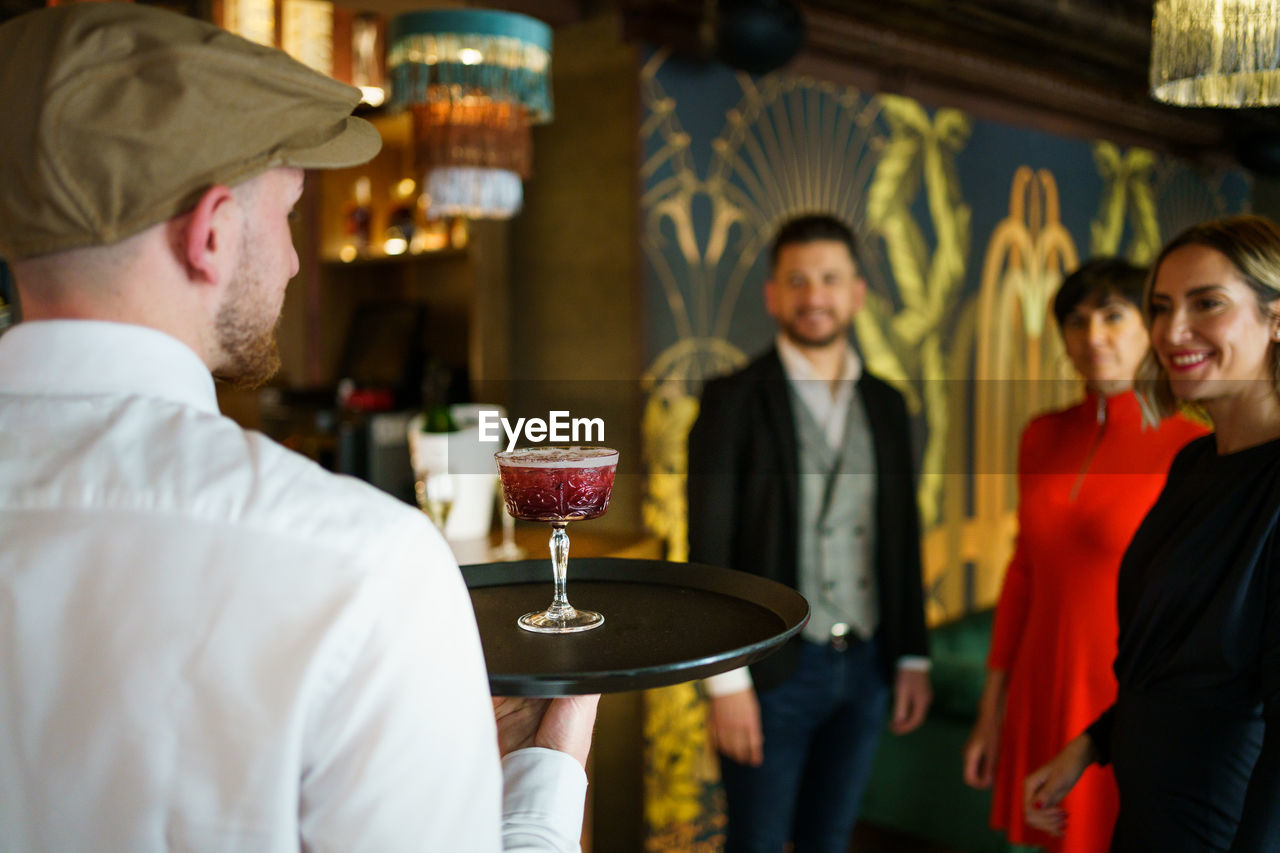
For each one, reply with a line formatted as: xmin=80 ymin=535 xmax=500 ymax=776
xmin=423 ymin=402 xmax=457 ymax=433
xmin=419 ymin=359 xmax=457 ymax=434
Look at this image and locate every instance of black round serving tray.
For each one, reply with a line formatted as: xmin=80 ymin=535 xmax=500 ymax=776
xmin=464 ymin=557 xmax=809 ymax=696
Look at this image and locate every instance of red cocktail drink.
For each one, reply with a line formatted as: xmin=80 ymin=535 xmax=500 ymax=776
xmin=497 ymin=446 xmax=617 ymax=521
xmin=495 ymin=446 xmax=618 ymax=633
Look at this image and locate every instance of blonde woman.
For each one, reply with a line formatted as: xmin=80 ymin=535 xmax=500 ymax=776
xmin=1025 ymin=215 xmax=1280 ymax=851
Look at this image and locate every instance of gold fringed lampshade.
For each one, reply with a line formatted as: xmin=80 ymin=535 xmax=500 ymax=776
xmin=388 ymin=10 xmax=552 ymax=219
xmin=1151 ymin=0 xmax=1280 ymax=106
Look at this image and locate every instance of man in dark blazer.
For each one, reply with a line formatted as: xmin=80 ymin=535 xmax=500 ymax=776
xmin=687 ymin=215 xmax=931 ymax=853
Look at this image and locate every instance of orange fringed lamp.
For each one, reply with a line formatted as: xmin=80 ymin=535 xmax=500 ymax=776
xmin=388 ymin=9 xmax=552 ymax=218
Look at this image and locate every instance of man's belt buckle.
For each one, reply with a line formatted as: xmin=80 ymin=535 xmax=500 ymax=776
xmin=830 ymin=622 xmax=850 ymax=651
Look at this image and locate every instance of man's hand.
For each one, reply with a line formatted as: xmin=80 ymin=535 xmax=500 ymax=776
xmin=709 ymin=688 xmax=763 ymax=766
xmin=492 ymin=695 xmax=600 ymax=770
xmin=889 ymin=668 xmax=931 ymax=734
xmin=1023 ymin=734 xmax=1098 ymax=838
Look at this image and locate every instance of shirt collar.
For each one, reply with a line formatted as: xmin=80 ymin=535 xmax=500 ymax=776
xmin=775 ymin=333 xmax=862 ymax=384
xmin=0 ymin=320 xmax=219 ymax=415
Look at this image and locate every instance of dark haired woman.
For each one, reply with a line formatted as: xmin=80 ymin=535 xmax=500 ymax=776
xmin=963 ymin=258 xmax=1206 ymax=853
xmin=1026 ymin=215 xmax=1280 ymax=850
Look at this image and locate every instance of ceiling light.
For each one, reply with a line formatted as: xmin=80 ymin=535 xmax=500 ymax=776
xmin=1151 ymin=0 xmax=1280 ymax=106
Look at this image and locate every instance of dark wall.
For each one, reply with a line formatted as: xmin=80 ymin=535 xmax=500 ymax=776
xmin=508 ymin=15 xmax=644 ymax=536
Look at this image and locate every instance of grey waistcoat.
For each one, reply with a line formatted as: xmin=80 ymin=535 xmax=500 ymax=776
xmin=792 ymin=385 xmax=879 ymax=643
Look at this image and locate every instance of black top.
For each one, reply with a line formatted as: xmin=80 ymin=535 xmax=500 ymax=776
xmin=1087 ymin=434 xmax=1280 ymax=852
xmin=685 ymin=349 xmax=929 ymax=689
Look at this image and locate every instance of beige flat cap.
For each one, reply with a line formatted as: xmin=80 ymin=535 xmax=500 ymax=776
xmin=0 ymin=2 xmax=381 ymax=260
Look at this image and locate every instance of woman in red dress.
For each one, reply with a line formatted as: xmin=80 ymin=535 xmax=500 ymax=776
xmin=962 ymin=258 xmax=1206 ymax=853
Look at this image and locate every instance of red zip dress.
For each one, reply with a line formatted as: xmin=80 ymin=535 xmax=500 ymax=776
xmin=986 ymin=391 xmax=1206 ymax=853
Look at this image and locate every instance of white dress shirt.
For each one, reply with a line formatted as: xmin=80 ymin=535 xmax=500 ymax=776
xmin=0 ymin=320 xmax=585 ymax=852
xmin=775 ymin=333 xmax=862 ymax=447
xmin=704 ymin=336 xmax=926 ymax=698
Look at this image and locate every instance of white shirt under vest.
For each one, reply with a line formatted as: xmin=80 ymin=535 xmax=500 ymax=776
xmin=0 ymin=320 xmax=585 ymax=852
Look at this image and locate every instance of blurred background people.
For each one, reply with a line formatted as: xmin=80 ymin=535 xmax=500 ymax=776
xmin=964 ymin=258 xmax=1205 ymax=852
xmin=1026 ymin=215 xmax=1280 ymax=850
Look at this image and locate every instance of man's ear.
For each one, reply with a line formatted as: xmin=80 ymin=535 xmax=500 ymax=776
xmin=175 ymin=184 xmax=237 ymax=286
xmin=764 ymin=277 xmax=779 ymax=319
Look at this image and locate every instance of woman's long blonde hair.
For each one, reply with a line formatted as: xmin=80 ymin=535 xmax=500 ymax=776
xmin=1136 ymin=214 xmax=1280 ymax=424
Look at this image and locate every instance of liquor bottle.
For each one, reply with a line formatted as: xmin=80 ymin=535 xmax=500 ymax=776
xmin=342 ymin=176 xmax=372 ymax=256
xmin=385 ymin=178 xmax=417 ymax=256
xmin=0 ymin=258 xmax=17 ymax=337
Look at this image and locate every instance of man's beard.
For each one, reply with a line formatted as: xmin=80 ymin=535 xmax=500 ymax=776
xmin=211 ymin=246 xmax=282 ymax=390
xmin=779 ymin=313 xmax=848 ymax=349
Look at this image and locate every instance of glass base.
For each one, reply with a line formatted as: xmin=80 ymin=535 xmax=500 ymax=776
xmin=518 ymin=608 xmax=605 ymax=634
xmin=489 ymin=541 xmax=527 ymax=562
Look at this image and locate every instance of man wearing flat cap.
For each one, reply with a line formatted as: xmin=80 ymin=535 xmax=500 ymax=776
xmin=0 ymin=4 xmax=595 ymax=851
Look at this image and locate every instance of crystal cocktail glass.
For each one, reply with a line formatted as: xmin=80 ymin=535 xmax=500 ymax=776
xmin=494 ymin=446 xmax=618 ymax=633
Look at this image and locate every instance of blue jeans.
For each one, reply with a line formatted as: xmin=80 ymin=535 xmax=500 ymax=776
xmin=719 ymin=636 xmax=891 ymax=853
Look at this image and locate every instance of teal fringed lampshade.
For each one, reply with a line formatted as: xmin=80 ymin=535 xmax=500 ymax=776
xmin=388 ymin=9 xmax=552 ymax=121
xmin=387 ymin=9 xmax=553 ymax=218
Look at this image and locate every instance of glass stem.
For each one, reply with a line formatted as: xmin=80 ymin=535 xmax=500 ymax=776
xmin=502 ymin=504 xmax=517 ymax=548
xmin=547 ymin=522 xmax=574 ymax=617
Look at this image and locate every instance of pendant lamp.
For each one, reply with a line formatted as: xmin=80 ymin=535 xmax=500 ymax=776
xmin=1151 ymin=0 xmax=1280 ymax=107
xmin=388 ymin=9 xmax=552 ymax=218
